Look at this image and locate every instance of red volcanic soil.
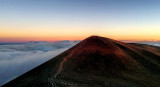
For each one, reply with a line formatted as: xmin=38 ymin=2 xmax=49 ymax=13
xmin=2 ymin=36 xmax=160 ymax=87
xmin=57 ymin=36 xmax=141 ymax=76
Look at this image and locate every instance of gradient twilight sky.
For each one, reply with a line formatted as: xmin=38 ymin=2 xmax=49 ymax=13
xmin=0 ymin=0 xmax=160 ymax=42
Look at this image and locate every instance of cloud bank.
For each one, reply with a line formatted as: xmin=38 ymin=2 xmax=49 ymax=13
xmin=0 ymin=41 xmax=79 ymax=86
xmin=1 ymin=40 xmax=159 ymax=86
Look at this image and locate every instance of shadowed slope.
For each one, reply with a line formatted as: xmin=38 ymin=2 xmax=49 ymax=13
xmin=130 ymin=43 xmax=160 ymax=56
xmin=2 ymin=36 xmax=160 ymax=87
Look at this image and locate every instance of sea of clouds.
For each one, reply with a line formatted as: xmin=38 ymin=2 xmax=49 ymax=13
xmin=1 ymin=40 xmax=160 ymax=86
xmin=139 ymin=41 xmax=160 ymax=47
xmin=0 ymin=40 xmax=79 ymax=86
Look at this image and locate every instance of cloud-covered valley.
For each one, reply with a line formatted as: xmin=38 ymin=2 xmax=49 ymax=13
xmin=0 ymin=41 xmax=79 ymax=86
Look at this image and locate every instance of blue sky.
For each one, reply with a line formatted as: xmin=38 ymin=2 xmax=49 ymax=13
xmin=0 ymin=0 xmax=160 ymax=42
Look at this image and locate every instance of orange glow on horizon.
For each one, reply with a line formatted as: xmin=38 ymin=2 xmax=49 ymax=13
xmin=0 ymin=35 xmax=160 ymax=43
xmin=0 ymin=36 xmax=86 ymax=42
xmin=1 ymin=25 xmax=160 ymax=42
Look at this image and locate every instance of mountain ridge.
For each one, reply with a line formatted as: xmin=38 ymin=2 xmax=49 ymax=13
xmin=2 ymin=36 xmax=160 ymax=87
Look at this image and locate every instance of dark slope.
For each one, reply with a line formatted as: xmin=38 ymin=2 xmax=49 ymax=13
xmin=2 ymin=36 xmax=160 ymax=87
xmin=130 ymin=43 xmax=160 ymax=56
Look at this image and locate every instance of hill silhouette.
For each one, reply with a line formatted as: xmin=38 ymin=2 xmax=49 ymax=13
xmin=2 ymin=36 xmax=160 ymax=87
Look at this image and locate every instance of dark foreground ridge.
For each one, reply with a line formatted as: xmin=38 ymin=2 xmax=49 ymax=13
xmin=2 ymin=36 xmax=160 ymax=87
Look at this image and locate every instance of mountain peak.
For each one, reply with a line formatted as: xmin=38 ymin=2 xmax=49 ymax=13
xmin=84 ymin=35 xmax=109 ymax=42
xmin=87 ymin=35 xmax=105 ymax=39
xmin=76 ymin=35 xmax=118 ymax=54
xmin=63 ymin=36 xmax=133 ymax=74
xmin=3 ymin=36 xmax=160 ymax=87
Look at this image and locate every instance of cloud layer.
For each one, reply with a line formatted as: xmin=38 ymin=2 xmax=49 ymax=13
xmin=1 ymin=40 xmax=159 ymax=86
xmin=0 ymin=41 xmax=79 ymax=86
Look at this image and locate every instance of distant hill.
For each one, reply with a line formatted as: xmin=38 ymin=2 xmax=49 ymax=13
xmin=2 ymin=36 xmax=160 ymax=87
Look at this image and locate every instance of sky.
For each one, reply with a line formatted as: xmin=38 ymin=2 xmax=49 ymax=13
xmin=1 ymin=0 xmax=160 ymax=42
